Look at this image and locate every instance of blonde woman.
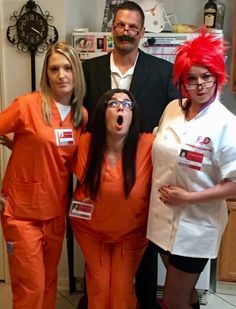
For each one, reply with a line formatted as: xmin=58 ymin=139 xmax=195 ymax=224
xmin=0 ymin=42 xmax=87 ymax=309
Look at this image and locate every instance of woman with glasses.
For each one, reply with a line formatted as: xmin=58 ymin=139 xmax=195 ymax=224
xmin=70 ymin=88 xmax=154 ymax=309
xmin=147 ymin=29 xmax=236 ymax=309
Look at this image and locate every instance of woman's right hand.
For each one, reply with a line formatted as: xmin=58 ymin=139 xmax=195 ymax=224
xmin=159 ymin=185 xmax=190 ymax=206
xmin=0 ymin=194 xmax=6 ymax=213
xmin=0 ymin=134 xmax=14 ymax=150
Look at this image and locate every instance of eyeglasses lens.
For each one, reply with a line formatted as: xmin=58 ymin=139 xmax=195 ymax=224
xmin=107 ymin=100 xmax=134 ymax=110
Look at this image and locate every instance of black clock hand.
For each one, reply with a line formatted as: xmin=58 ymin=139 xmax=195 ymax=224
xmin=31 ymin=27 xmax=42 ymax=36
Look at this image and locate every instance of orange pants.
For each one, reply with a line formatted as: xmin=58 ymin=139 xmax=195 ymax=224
xmin=73 ymin=227 xmax=147 ymax=309
xmin=1 ymin=215 xmax=65 ymax=309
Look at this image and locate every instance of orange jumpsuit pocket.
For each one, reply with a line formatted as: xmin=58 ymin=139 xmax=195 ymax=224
xmin=1 ymin=215 xmax=24 ymax=241
xmin=1 ymin=216 xmax=43 ymax=258
xmin=7 ymin=180 xmax=49 ymax=208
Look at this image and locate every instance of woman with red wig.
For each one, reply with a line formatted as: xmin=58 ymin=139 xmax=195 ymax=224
xmin=147 ymin=29 xmax=236 ymax=309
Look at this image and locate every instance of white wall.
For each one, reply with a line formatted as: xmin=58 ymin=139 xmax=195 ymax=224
xmin=65 ymin=0 xmax=88 ymax=43
xmin=0 ymin=0 xmax=83 ymax=105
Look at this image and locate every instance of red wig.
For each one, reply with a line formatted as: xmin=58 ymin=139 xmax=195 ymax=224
xmin=173 ymin=28 xmax=228 ymax=97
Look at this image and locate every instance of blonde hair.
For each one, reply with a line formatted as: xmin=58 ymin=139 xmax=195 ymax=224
xmin=40 ymin=42 xmax=86 ymax=128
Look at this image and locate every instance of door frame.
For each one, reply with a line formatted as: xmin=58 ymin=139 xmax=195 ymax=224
xmin=0 ymin=0 xmax=10 ymax=284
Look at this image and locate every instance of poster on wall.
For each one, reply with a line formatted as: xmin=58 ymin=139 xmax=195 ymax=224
xmin=102 ymin=0 xmax=127 ymax=32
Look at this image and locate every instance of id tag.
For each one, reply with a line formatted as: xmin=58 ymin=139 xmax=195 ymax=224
xmin=55 ymin=129 xmax=74 ymax=146
xmin=178 ymin=148 xmax=204 ymax=171
xmin=69 ymin=199 xmax=94 ymax=220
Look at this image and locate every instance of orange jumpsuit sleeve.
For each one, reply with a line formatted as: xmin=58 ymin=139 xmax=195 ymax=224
xmin=72 ymin=132 xmax=91 ymax=183
xmin=0 ymin=97 xmax=26 ymax=134
xmin=65 ymin=106 xmax=88 ymax=173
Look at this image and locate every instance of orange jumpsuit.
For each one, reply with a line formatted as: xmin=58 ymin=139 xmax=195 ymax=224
xmin=0 ymin=92 xmax=87 ymax=309
xmin=70 ymin=132 xmax=154 ymax=309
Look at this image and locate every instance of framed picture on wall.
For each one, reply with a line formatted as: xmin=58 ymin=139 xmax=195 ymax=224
xmin=74 ymin=35 xmax=95 ymax=52
xmin=72 ymin=32 xmax=114 ymax=61
xmin=102 ymin=0 xmax=127 ymax=32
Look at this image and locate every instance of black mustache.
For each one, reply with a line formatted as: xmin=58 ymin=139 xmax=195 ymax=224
xmin=117 ymin=35 xmax=135 ymax=42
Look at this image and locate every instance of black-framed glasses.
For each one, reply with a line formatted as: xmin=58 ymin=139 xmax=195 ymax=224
xmin=185 ymin=80 xmax=216 ymax=90
xmin=185 ymin=74 xmax=216 ymax=90
xmin=113 ymin=23 xmax=140 ymax=36
xmin=106 ymin=99 xmax=134 ymax=111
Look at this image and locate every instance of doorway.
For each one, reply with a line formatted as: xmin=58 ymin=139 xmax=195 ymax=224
xmin=0 ymin=0 xmax=9 ymax=283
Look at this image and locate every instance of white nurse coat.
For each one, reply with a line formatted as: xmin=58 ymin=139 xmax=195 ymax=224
xmin=147 ymin=98 xmax=236 ymax=258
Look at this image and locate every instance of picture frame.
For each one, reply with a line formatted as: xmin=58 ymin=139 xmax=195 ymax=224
xmin=102 ymin=0 xmax=127 ymax=32
xmin=72 ymin=32 xmax=114 ymax=61
xmin=74 ymin=35 xmax=95 ymax=53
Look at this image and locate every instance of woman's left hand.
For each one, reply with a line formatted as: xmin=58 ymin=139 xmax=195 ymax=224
xmin=159 ymin=185 xmax=190 ymax=206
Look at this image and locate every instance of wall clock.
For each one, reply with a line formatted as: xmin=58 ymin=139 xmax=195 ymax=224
xmin=16 ymin=11 xmax=48 ymax=46
xmin=6 ymin=0 xmax=58 ymax=91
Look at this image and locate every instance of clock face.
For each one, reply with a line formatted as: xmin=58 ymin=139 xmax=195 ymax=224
xmin=17 ymin=11 xmax=48 ymax=46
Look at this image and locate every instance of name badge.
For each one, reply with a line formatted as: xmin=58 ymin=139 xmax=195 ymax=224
xmin=69 ymin=199 xmax=94 ymax=220
xmin=178 ymin=148 xmax=204 ymax=171
xmin=55 ymin=129 xmax=74 ymax=146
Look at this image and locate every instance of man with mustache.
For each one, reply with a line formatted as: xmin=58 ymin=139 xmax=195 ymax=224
xmin=79 ymin=1 xmax=179 ymax=309
xmin=83 ymin=1 xmax=179 ymax=134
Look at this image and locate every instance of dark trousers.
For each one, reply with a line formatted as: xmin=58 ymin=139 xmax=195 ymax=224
xmin=135 ymin=241 xmax=160 ymax=309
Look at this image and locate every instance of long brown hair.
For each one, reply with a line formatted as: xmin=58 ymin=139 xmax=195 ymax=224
xmin=83 ymin=89 xmax=140 ymax=200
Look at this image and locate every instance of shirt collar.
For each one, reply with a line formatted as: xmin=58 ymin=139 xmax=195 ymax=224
xmin=110 ymin=51 xmax=139 ymax=77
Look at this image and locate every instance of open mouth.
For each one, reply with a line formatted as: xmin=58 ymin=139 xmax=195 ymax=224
xmin=116 ymin=115 xmax=123 ymax=126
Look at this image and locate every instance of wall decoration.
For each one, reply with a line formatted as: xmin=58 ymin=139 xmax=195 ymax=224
xmin=73 ymin=32 xmax=114 ymax=61
xmin=6 ymin=0 xmax=58 ymax=91
xmin=102 ymin=0 xmax=127 ymax=32
xmin=74 ymin=35 xmax=95 ymax=53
